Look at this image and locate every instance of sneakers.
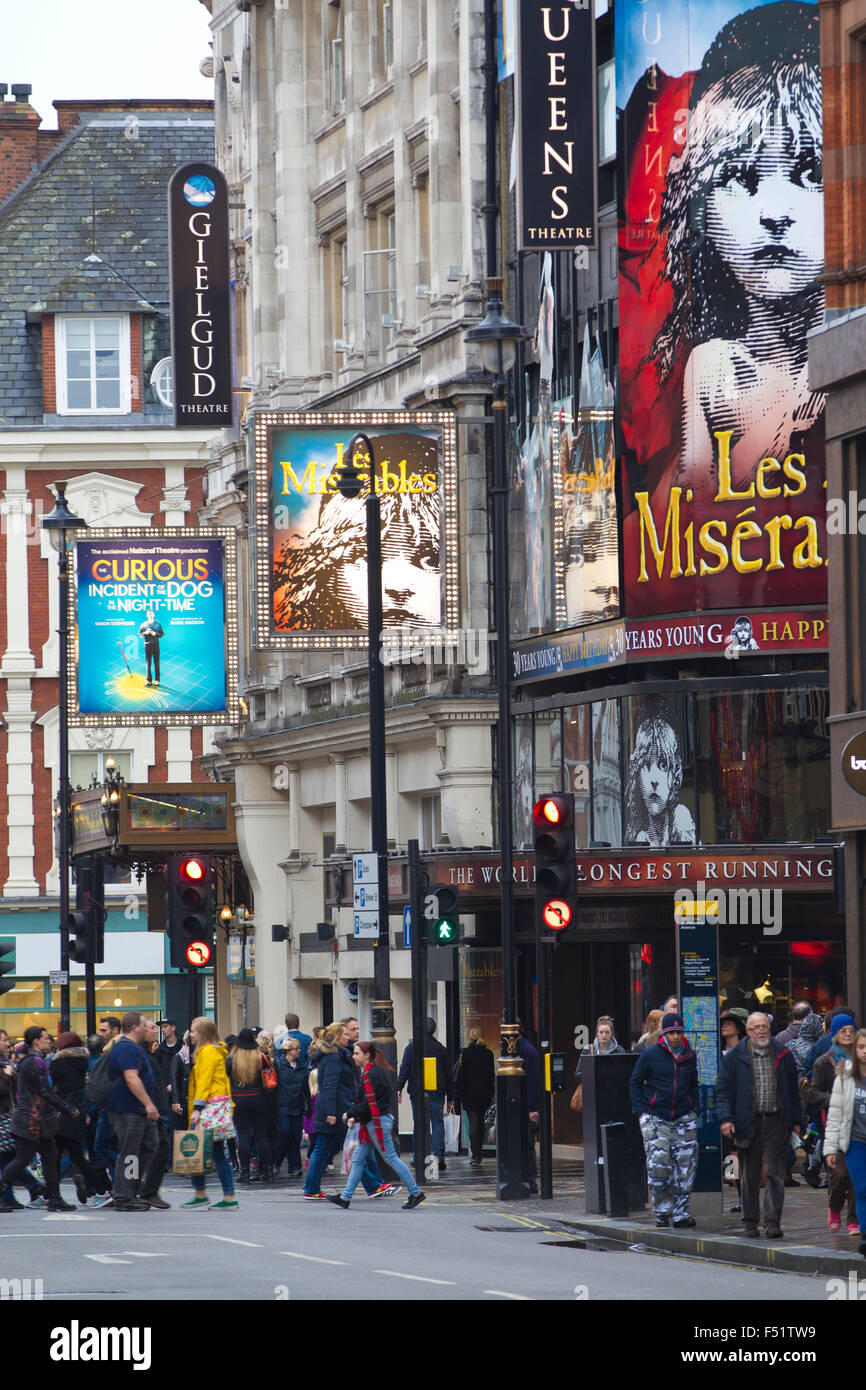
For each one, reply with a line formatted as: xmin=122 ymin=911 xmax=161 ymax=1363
xmin=828 ymin=1211 xmax=842 ymax=1231
xmin=140 ymin=1195 xmax=171 ymax=1210
xmin=369 ymin=1183 xmax=398 ymax=1199
xmin=327 ymin=1194 xmax=350 ymax=1209
xmin=90 ymin=1194 xmax=114 ymax=1210
xmin=28 ymin=1195 xmax=48 ymax=1209
xmin=848 ymin=1222 xmax=861 ymax=1236
xmin=302 ymin=1192 xmax=326 ymax=1201
xmin=45 ymin=1197 xmax=77 ymax=1212
xmin=181 ymin=1196 xmax=210 ymax=1208
xmin=209 ymin=1198 xmax=239 ymax=1210
xmin=402 ymin=1191 xmax=426 ymax=1210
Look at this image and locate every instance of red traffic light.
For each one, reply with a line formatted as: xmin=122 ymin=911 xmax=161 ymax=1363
xmin=533 ymin=795 xmax=574 ymax=829
xmin=180 ymin=857 xmax=205 ymax=882
xmin=185 ymin=940 xmax=212 ymax=967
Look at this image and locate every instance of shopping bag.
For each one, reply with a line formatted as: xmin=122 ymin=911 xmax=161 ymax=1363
xmin=173 ymin=1127 xmax=214 ymax=1175
xmin=342 ymin=1129 xmax=358 ymax=1174
xmin=443 ymin=1112 xmax=460 ymax=1154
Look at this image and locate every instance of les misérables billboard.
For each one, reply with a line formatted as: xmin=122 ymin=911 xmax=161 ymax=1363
xmin=617 ymin=0 xmax=826 ymax=618
xmin=253 ymin=413 xmax=458 ymax=649
xmin=72 ymin=530 xmax=239 ymax=726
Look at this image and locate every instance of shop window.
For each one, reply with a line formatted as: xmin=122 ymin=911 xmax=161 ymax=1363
xmin=562 ymin=703 xmax=591 ymax=848
xmin=720 ymin=941 xmax=844 ymax=1030
xmin=623 ymin=694 xmax=696 ymax=847
xmin=50 ymin=979 xmax=162 ymax=1013
xmin=591 ymin=698 xmax=622 ymax=846
xmin=695 ymin=685 xmax=830 ymax=844
xmin=513 ymin=715 xmax=535 ymax=849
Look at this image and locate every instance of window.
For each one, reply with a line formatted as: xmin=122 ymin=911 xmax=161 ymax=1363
xmin=373 ymin=0 xmax=393 ymax=79
xmin=362 ymin=211 xmax=397 ymax=359
xmin=327 ymin=1 xmax=345 ymax=113
xmin=55 ymin=315 xmax=131 ymax=414
xmin=416 ymin=181 xmax=430 ymax=298
xmin=420 ymin=794 xmax=441 ymax=850
xmin=150 ymin=356 xmax=173 ymax=408
xmin=69 ymin=750 xmax=133 ymax=790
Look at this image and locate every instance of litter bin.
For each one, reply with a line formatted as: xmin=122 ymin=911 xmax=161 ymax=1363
xmin=581 ymin=1053 xmax=647 ymax=1215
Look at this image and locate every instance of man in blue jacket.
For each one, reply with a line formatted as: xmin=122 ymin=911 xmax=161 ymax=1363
xmin=716 ymin=1011 xmax=800 ymax=1239
xmin=630 ymin=1012 xmax=700 ymax=1228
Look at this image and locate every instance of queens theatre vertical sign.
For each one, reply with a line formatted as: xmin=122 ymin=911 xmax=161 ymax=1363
xmin=168 ymin=162 xmax=233 ymax=428
xmin=515 ymin=1 xmax=597 ymax=249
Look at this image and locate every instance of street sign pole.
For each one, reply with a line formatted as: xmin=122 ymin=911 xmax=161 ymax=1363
xmin=407 ymin=838 xmax=427 ymax=1184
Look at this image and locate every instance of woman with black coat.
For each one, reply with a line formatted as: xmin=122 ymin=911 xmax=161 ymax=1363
xmin=327 ymin=1042 xmax=424 ymax=1210
xmin=454 ymin=1028 xmax=495 ymax=1168
xmin=51 ymin=1032 xmax=110 ymax=1204
xmin=227 ymin=1028 xmax=274 ymax=1183
xmin=0 ymin=1026 xmax=79 ymax=1212
xmin=302 ymin=1022 xmax=358 ymax=1198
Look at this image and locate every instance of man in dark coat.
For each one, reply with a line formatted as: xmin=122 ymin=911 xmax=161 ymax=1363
xmin=716 ymin=1011 xmax=801 ymax=1239
xmin=629 ymin=1012 xmax=700 ymax=1228
xmin=454 ymin=1030 xmax=495 ymax=1167
xmin=397 ymin=1017 xmax=453 ymax=1170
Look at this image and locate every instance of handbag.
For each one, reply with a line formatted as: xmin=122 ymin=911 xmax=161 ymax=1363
xmin=261 ymin=1055 xmax=278 ymax=1091
xmin=200 ymin=1094 xmax=236 ymax=1143
xmin=443 ymin=1112 xmax=460 ymax=1154
xmin=570 ymin=1084 xmax=583 ymax=1112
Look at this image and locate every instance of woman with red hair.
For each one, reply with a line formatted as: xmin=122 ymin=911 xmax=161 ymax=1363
xmin=327 ymin=1042 xmax=425 ymax=1211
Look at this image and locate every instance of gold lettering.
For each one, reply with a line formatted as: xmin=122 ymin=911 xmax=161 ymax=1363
xmin=731 ymin=515 xmax=762 ymax=573
xmin=756 ymin=456 xmax=781 ymax=499
xmin=698 ymin=519 xmax=728 ymax=575
xmin=792 ymin=516 xmax=822 ymax=568
xmin=714 ymin=430 xmax=754 ymax=501
xmin=636 ymin=488 xmax=682 ymax=582
xmin=782 ymin=452 xmax=806 ymax=497
xmin=764 ymin=513 xmax=791 ymax=570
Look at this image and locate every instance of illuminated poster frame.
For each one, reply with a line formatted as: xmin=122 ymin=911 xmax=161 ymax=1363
xmin=70 ymin=527 xmax=240 ymax=728
xmin=253 ymin=411 xmax=459 ymax=651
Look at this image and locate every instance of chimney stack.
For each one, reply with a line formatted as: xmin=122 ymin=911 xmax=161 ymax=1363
xmin=0 ymin=84 xmax=41 ymax=201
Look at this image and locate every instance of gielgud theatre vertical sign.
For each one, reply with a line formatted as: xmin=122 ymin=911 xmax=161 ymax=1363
xmin=617 ymin=0 xmax=827 ymax=616
xmin=168 ymin=162 xmax=233 ymax=428
xmin=253 ymin=413 xmax=458 ymax=648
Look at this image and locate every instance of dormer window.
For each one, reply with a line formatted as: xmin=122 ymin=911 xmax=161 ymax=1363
xmin=55 ymin=314 xmax=131 ymax=414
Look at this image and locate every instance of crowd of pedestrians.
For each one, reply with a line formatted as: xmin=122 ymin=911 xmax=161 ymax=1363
xmin=0 ymin=1008 xmax=499 ymax=1214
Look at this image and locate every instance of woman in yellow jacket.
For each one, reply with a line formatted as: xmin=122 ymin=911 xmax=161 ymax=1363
xmin=183 ymin=1016 xmax=238 ymax=1210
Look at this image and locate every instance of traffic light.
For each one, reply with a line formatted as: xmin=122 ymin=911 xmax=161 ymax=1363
xmin=0 ymin=938 xmax=15 ymax=997
xmin=533 ymin=793 xmax=577 ymax=934
xmin=423 ymin=886 xmax=460 ymax=946
xmin=166 ymin=853 xmax=215 ymax=968
xmin=75 ymin=855 xmax=105 ymax=964
xmin=68 ymin=910 xmax=95 ymax=965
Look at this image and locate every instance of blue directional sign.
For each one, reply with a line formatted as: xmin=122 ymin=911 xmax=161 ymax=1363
xmin=403 ymin=904 xmax=412 ymax=948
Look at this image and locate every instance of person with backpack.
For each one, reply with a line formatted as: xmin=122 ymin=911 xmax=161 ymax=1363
xmin=227 ymin=1028 xmax=274 ymax=1183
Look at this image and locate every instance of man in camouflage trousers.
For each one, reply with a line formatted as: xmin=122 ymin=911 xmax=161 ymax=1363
xmin=629 ymin=1012 xmax=700 ymax=1228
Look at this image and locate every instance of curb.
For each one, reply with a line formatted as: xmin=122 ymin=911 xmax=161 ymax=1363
xmin=552 ymin=1215 xmax=866 ymax=1278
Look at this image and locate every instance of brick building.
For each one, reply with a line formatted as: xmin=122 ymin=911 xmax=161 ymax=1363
xmin=0 ymin=88 xmax=220 ymax=1038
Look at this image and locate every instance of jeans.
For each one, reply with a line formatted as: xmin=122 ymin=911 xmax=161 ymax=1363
xmin=842 ymin=1139 xmax=866 ymax=1233
xmin=303 ymin=1131 xmax=382 ymax=1196
xmin=92 ymin=1110 xmax=118 ymax=1183
xmin=108 ymin=1111 xmax=159 ymax=1203
xmin=342 ymin=1115 xmax=420 ymax=1200
xmin=0 ymin=1146 xmax=43 ymax=1203
xmin=2 ymin=1136 xmax=60 ymax=1200
xmin=411 ymin=1091 xmax=445 ymax=1161
xmin=190 ymin=1139 xmax=234 ymax=1198
xmin=274 ymin=1113 xmax=304 ymax=1172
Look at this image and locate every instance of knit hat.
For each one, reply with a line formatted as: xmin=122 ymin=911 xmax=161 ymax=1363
xmin=236 ymin=1028 xmax=260 ymax=1049
xmin=728 ymin=1008 xmax=750 ymax=1021
xmin=798 ymin=1013 xmax=824 ymax=1043
xmin=829 ymin=1013 xmax=857 ymax=1038
xmin=661 ymin=1012 xmax=685 ymax=1033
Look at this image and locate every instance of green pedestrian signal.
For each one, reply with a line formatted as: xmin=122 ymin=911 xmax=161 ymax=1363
xmin=423 ymin=886 xmax=460 ymax=946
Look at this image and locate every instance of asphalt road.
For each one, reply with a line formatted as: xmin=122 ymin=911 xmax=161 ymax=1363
xmin=0 ymin=1176 xmax=839 ymax=1303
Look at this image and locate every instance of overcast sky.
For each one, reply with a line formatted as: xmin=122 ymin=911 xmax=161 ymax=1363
xmin=4 ymin=0 xmax=214 ymax=127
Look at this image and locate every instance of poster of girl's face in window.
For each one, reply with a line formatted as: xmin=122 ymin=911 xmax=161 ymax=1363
xmin=257 ymin=417 xmax=458 ymax=647
xmin=617 ymin=0 xmax=826 ymax=617
xmin=624 ymin=698 xmax=697 ymax=847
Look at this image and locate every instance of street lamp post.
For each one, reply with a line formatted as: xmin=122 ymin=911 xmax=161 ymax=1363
xmin=337 ymin=434 xmax=395 ymax=1065
xmin=465 ymin=0 xmax=528 ymax=1200
xmin=42 ymin=482 xmax=87 ymax=1035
